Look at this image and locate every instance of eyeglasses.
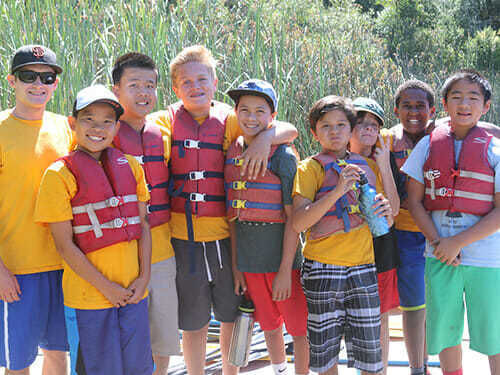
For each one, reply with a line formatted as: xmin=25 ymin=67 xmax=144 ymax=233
xmin=15 ymin=70 xmax=57 ymax=85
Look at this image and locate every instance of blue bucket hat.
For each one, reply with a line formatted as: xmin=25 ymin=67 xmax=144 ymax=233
xmin=227 ymin=79 xmax=278 ymax=112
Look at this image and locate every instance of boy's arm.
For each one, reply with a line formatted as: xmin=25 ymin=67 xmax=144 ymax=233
xmin=127 ymin=201 xmax=152 ymax=304
xmin=240 ymin=121 xmax=298 ymax=180
xmin=0 ymin=260 xmax=21 ymax=302
xmin=407 ymin=177 xmax=440 ymax=244
xmin=374 ymin=135 xmax=400 ymax=216
xmin=229 ymin=221 xmax=246 ymax=295
xmin=272 ymin=205 xmax=299 ymax=301
xmin=292 ymin=164 xmax=360 ymax=233
xmin=433 ymin=193 xmax=500 ymax=265
xmin=49 ymin=220 xmax=133 ymax=307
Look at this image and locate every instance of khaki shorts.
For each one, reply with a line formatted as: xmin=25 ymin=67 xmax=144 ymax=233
xmin=148 ymin=257 xmax=181 ymax=356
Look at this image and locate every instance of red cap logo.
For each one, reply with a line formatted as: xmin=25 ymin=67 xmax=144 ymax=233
xmin=32 ymin=46 xmax=45 ymax=58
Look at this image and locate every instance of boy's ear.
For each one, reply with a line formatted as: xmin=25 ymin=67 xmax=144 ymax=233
xmin=172 ymin=84 xmax=180 ymax=99
xmin=429 ymin=106 xmax=436 ymax=119
xmin=111 ymin=84 xmax=120 ymax=98
xmin=68 ymin=116 xmax=76 ymax=131
xmin=310 ymin=127 xmax=319 ymax=142
xmin=482 ymin=100 xmax=491 ymax=116
xmin=6 ymin=74 xmax=15 ymax=88
xmin=271 ymin=111 xmax=277 ymax=120
xmin=442 ymin=98 xmax=448 ymax=113
xmin=394 ymin=106 xmax=400 ymax=118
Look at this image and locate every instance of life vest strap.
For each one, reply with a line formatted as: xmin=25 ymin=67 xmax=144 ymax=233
xmin=425 ymin=187 xmax=494 ymax=202
xmin=173 ymin=171 xmax=224 ymax=181
xmin=71 ymin=194 xmax=138 ymax=214
xmin=179 ymin=192 xmax=225 ymax=202
xmin=73 ymin=216 xmax=141 ymax=237
xmin=225 ymin=181 xmax=281 ymax=191
xmin=227 ymin=199 xmax=282 ymax=211
xmin=134 ymin=155 xmax=165 ymax=165
xmin=147 ymin=203 xmax=170 ymax=214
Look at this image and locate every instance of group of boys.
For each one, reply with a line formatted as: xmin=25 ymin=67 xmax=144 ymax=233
xmin=0 ymin=42 xmax=498 ymax=375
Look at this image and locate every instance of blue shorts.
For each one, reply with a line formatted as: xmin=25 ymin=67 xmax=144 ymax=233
xmin=65 ymin=298 xmax=153 ymax=375
xmin=0 ymin=270 xmax=68 ymax=371
xmin=395 ymin=230 xmax=426 ymax=310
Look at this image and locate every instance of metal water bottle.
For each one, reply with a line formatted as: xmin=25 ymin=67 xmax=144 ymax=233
xmin=358 ymin=172 xmax=390 ymax=238
xmin=228 ymin=298 xmax=255 ymax=367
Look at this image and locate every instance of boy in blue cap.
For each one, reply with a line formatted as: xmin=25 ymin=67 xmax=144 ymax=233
xmin=226 ymin=79 xmax=309 ymax=375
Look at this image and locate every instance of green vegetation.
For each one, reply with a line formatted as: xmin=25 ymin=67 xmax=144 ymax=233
xmin=0 ymin=0 xmax=497 ymax=156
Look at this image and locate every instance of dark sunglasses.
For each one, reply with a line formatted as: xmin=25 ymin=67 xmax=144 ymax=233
xmin=15 ymin=70 xmax=57 ymax=85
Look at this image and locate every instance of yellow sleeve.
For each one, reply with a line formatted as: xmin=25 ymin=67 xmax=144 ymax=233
xmin=35 ymin=161 xmax=77 ymax=223
xmin=156 ymin=122 xmax=172 ymax=163
xmin=125 ymin=155 xmax=150 ymax=202
xmin=366 ymin=158 xmax=385 ymax=195
xmin=223 ymin=111 xmax=243 ymax=152
xmin=292 ymin=158 xmax=324 ymax=201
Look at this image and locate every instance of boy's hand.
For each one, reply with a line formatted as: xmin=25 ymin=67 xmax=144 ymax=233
xmin=126 ymin=276 xmax=149 ymax=304
xmin=372 ymin=194 xmax=394 ymax=227
xmin=433 ymin=237 xmax=462 ymax=266
xmin=272 ymin=269 xmax=292 ymax=301
xmin=232 ymin=268 xmax=247 ymax=295
xmin=102 ymin=281 xmax=133 ymax=308
xmin=0 ymin=266 xmax=21 ymax=302
xmin=240 ymin=132 xmax=272 ymax=180
xmin=335 ymin=164 xmax=361 ymax=195
xmin=373 ymin=135 xmax=390 ymax=169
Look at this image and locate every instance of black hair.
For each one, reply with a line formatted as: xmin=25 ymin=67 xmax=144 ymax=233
xmin=309 ymin=95 xmax=357 ymax=132
xmin=441 ymin=69 xmax=492 ymax=104
xmin=394 ymin=80 xmax=435 ymax=108
xmin=111 ymin=52 xmax=158 ymax=85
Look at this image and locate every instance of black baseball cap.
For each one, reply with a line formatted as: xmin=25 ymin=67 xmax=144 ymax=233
xmin=11 ymin=45 xmax=62 ymax=74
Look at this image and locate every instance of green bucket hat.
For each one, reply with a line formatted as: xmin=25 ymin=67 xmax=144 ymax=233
xmin=353 ymin=97 xmax=384 ymax=126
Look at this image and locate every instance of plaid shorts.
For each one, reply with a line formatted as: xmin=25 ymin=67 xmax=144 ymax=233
xmin=301 ymin=259 xmax=383 ymax=374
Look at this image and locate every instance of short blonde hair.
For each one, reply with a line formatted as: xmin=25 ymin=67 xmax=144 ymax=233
xmin=169 ymin=45 xmax=217 ymax=87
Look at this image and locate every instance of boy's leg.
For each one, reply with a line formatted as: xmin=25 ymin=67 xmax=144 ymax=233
xmin=182 ymin=324 xmax=209 ymax=375
xmin=119 ymin=298 xmax=154 ymax=375
xmin=264 ymin=326 xmax=286 ymax=364
xmin=344 ymin=264 xmax=383 ymax=374
xmin=210 ymin=239 xmax=241 ymax=375
xmin=396 ymin=230 xmax=427 ymax=370
xmin=301 ymin=259 xmax=344 ymax=374
xmin=1 ymin=271 xmax=68 ymax=373
xmin=148 ymin=257 xmax=180 ymax=375
xmin=41 ymin=349 xmax=67 ymax=375
xmin=379 ymin=312 xmax=389 ymax=375
xmin=489 ymin=353 xmax=500 ymax=375
xmin=424 ymin=258 xmax=465 ymax=372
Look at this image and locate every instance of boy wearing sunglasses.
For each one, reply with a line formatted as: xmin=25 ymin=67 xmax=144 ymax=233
xmin=0 ymin=45 xmax=72 ymax=374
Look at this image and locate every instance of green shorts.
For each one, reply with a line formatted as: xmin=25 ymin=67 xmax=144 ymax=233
xmin=425 ymin=258 xmax=500 ymax=356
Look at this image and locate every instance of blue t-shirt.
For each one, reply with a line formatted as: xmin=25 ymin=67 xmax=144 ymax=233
xmin=401 ymin=132 xmax=500 ymax=268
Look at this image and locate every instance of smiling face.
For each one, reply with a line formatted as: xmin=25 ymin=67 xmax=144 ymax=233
xmin=312 ymin=109 xmax=352 ymax=157
xmin=444 ymin=79 xmax=491 ymax=134
xmin=69 ymin=102 xmax=120 ymax=159
xmin=395 ymin=88 xmax=435 ymax=135
xmin=351 ymin=112 xmax=380 ymax=150
xmin=7 ymin=64 xmax=58 ymax=115
xmin=112 ymin=67 xmax=157 ymax=124
xmin=235 ymin=95 xmax=276 ymax=142
xmin=172 ymin=61 xmax=217 ymax=118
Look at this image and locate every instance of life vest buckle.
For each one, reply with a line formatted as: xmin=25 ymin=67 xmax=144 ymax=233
xmin=189 ymin=192 xmax=206 ymax=202
xmin=231 ymin=199 xmax=247 ymax=209
xmin=337 ymin=159 xmax=348 ymax=167
xmin=437 ymin=187 xmax=454 ymax=197
xmin=184 ymin=139 xmax=200 ymax=149
xmin=424 ymin=169 xmax=441 ymax=180
xmin=134 ymin=155 xmax=145 ymax=165
xmin=113 ymin=217 xmax=126 ymax=228
xmin=189 ymin=171 xmax=206 ymax=180
xmin=233 ymin=158 xmax=244 ymax=166
xmin=108 ymin=196 xmax=124 ymax=207
xmin=232 ymin=181 xmax=247 ymax=190
xmin=347 ymin=204 xmax=360 ymax=214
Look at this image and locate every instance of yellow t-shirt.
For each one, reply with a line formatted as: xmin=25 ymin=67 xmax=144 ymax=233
xmin=0 ymin=110 xmax=73 ymax=275
xmin=293 ymin=156 xmax=384 ymax=266
xmin=148 ymin=107 xmax=242 ymax=242
xmin=114 ymin=123 xmax=174 ymax=264
xmin=380 ymin=127 xmax=419 ymax=232
xmin=34 ymin=154 xmax=150 ymax=310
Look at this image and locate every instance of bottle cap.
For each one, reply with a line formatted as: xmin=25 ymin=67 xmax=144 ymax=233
xmin=238 ymin=298 xmax=255 ymax=313
xmin=359 ymin=172 xmax=368 ymax=185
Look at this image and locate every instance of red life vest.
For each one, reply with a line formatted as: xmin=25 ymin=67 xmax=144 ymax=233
xmin=113 ymin=120 xmax=170 ymax=228
xmin=423 ymin=124 xmax=494 ymax=216
xmin=62 ymin=148 xmax=142 ymax=254
xmin=309 ymin=152 xmax=377 ymax=240
xmin=169 ymin=101 xmax=230 ymax=217
xmin=225 ymin=137 xmax=286 ymax=223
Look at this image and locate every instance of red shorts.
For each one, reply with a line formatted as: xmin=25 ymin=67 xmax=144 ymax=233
xmin=244 ymin=269 xmax=308 ymax=336
xmin=378 ymin=268 xmax=399 ymax=314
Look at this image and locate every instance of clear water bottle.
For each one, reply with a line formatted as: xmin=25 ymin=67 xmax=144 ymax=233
xmin=358 ymin=172 xmax=390 ymax=238
xmin=228 ymin=298 xmax=255 ymax=367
